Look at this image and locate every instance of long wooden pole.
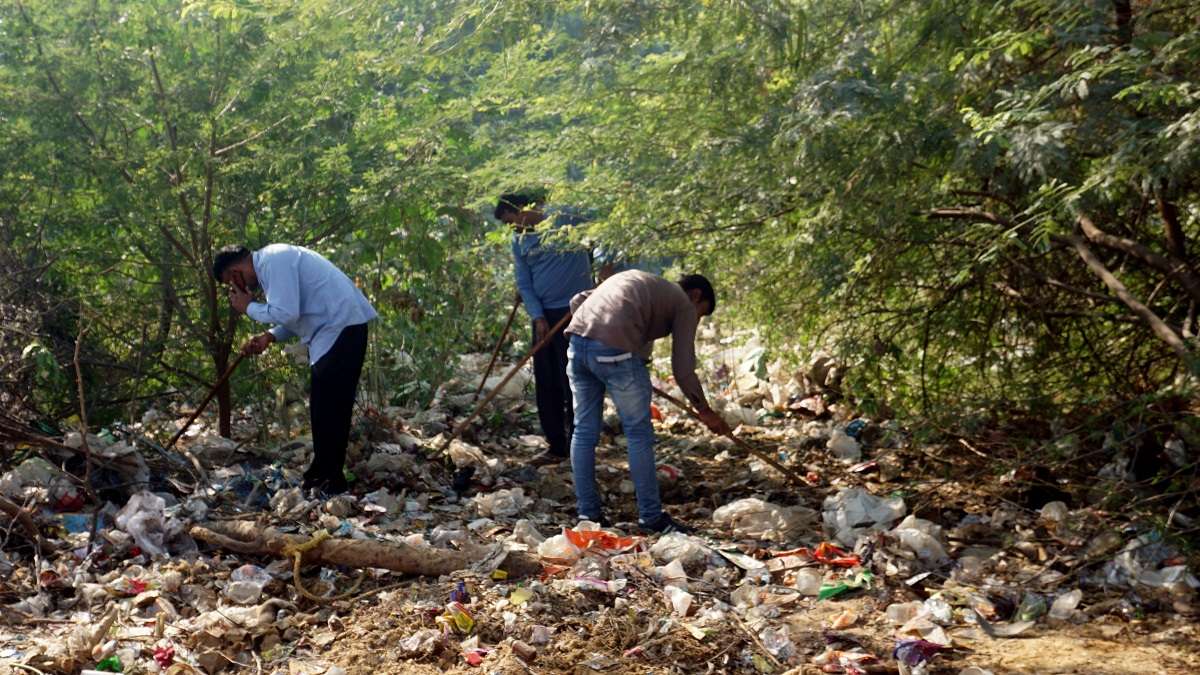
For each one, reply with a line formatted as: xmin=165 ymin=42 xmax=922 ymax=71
xmin=442 ymin=311 xmax=573 ymax=450
xmin=473 ymin=296 xmax=522 ymax=403
xmin=162 ymin=353 xmax=245 ymax=483
xmin=651 ymin=385 xmax=809 ymax=487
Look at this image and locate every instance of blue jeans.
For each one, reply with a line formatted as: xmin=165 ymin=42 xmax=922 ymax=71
xmin=567 ymin=335 xmax=662 ymax=525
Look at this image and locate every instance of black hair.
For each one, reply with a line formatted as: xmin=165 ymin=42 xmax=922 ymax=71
xmin=212 ymin=245 xmax=251 ymax=281
xmin=494 ymin=193 xmax=538 ymax=220
xmin=679 ymin=274 xmax=716 ymax=316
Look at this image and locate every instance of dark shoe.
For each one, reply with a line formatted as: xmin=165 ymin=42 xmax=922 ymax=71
xmin=302 ymin=475 xmax=348 ymax=496
xmin=530 ymin=449 xmax=569 ymax=466
xmin=578 ymin=513 xmax=612 ymax=528
xmin=452 ymin=466 xmax=476 ymax=493
xmin=639 ymin=513 xmax=694 ymax=535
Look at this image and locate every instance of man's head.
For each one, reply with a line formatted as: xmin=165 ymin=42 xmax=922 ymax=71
xmin=679 ymin=274 xmax=716 ymax=317
xmin=494 ymin=193 xmax=544 ymax=228
xmin=212 ymin=245 xmax=256 ymax=291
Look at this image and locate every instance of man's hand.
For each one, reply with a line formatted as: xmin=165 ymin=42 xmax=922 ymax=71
xmin=228 ymin=284 xmax=253 ymax=314
xmin=534 ymin=317 xmax=550 ymax=343
xmin=241 ymin=332 xmax=276 ymax=356
xmin=697 ymin=408 xmax=732 ymax=435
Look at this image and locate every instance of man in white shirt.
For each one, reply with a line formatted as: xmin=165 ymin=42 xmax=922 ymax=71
xmin=212 ymin=244 xmax=377 ymax=494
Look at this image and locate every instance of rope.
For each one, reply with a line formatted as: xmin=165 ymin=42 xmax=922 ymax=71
xmin=282 ymin=529 xmax=365 ymax=603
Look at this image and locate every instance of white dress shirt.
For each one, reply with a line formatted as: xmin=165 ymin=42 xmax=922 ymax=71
xmin=245 ymin=244 xmax=377 ymax=365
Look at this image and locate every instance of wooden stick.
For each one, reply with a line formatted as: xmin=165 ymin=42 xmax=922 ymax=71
xmin=473 ymin=295 xmax=522 ymax=403
xmin=160 ymin=352 xmax=245 ymax=485
xmin=652 ymin=386 xmax=809 ymax=487
xmin=442 ymin=311 xmax=572 ymax=450
xmin=165 ymin=352 xmax=246 ymax=451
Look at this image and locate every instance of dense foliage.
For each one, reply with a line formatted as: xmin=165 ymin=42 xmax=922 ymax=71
xmin=2 ymin=0 xmax=1198 ymax=431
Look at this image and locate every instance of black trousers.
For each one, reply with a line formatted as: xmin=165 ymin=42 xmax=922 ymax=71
xmin=306 ymin=323 xmax=368 ymax=490
xmin=533 ymin=306 xmax=573 ymax=456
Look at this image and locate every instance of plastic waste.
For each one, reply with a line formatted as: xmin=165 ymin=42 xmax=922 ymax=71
xmin=226 ymin=564 xmax=272 ymax=605
xmin=511 ymin=640 xmax=538 ymax=662
xmin=511 ymin=519 xmax=546 ymax=547
xmin=570 ymin=576 xmax=627 ymax=593
xmin=1040 ymin=501 xmax=1069 ymax=524
xmin=153 ymin=645 xmax=175 ymax=668
xmin=536 ymin=534 xmax=582 ymax=563
xmin=664 ymin=586 xmax=694 ymax=616
xmin=891 ymin=516 xmax=949 ymax=564
xmin=528 ymin=625 xmax=553 ymax=645
xmin=819 ymin=569 xmax=873 ymax=600
xmin=649 ymin=532 xmax=710 ymax=567
xmin=509 ymin=587 xmax=533 ymax=606
xmin=474 ymin=487 xmax=530 ymax=518
xmin=845 ymin=418 xmax=868 ymax=439
xmin=483 ymin=368 xmax=531 ymax=399
xmin=887 ymin=601 xmax=924 ymax=624
xmin=562 ymin=527 xmax=638 ymax=553
xmin=398 ymin=628 xmax=442 ymax=654
xmin=923 ymin=596 xmax=953 ymax=624
xmin=893 ymin=639 xmax=945 ymax=667
xmin=1048 ymin=589 xmax=1082 ymax=620
xmin=823 ymin=487 xmax=906 ymax=547
xmin=1016 ymin=593 xmax=1047 ymax=622
xmin=655 ymin=559 xmax=689 ymax=589
xmin=830 ymin=609 xmax=858 ymax=629
xmin=792 ymin=568 xmax=824 ymax=596
xmin=827 ymin=429 xmax=863 ymax=462
xmin=730 ymin=584 xmax=763 ymax=608
xmin=760 ymin=626 xmax=796 ymax=660
xmin=711 ymin=497 xmax=818 ymax=543
xmin=450 ymin=580 xmax=471 ymax=604
xmin=441 ymin=602 xmax=475 ymax=634
xmin=114 ymin=491 xmax=168 ymax=557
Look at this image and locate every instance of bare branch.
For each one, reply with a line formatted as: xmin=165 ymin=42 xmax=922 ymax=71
xmin=1067 ymin=234 xmax=1189 ymax=358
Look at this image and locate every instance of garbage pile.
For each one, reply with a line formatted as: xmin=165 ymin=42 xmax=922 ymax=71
xmin=1 ymin=333 xmax=1198 ymax=674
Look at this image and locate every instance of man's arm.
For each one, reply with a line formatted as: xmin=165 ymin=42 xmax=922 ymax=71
xmin=669 ymin=307 xmax=710 ymax=412
xmin=245 ymin=248 xmax=301 ymax=327
xmin=569 ymin=289 xmax=593 ymax=315
xmin=512 ymin=240 xmax=544 ymax=321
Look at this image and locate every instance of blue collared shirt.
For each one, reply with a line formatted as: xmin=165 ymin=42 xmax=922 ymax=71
xmin=245 ymin=244 xmax=377 ymax=365
xmin=511 ymin=210 xmax=593 ymax=320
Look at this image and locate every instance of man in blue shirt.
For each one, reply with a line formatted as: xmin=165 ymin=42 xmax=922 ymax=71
xmin=496 ymin=194 xmax=594 ymax=465
xmin=212 ymin=244 xmax=377 ymax=495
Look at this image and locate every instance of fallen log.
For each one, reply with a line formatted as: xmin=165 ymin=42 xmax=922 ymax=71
xmin=190 ymin=520 xmax=542 ymax=579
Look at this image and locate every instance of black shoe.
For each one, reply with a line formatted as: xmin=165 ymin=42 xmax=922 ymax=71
xmin=578 ymin=513 xmax=612 ymax=528
xmin=530 ymin=449 xmax=568 ymax=466
xmin=639 ymin=513 xmax=694 ymax=535
xmin=302 ymin=475 xmax=348 ymax=496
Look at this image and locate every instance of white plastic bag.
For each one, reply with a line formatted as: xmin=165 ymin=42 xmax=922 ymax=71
xmin=473 ymin=487 xmax=530 ymax=518
xmin=827 ymin=429 xmax=862 ymax=462
xmin=537 ymin=533 xmax=582 ymax=563
xmin=822 ymin=487 xmax=906 ymax=547
xmin=712 ymin=497 xmax=817 ymax=543
xmin=115 ymin=491 xmax=168 ymax=557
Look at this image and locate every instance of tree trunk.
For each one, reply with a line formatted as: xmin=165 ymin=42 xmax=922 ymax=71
xmin=1113 ymin=0 xmax=1134 ymax=45
xmin=212 ymin=344 xmax=233 ymax=438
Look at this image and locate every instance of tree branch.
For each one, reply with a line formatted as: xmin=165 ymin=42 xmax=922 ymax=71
xmin=1077 ymin=214 xmax=1200 ymax=304
xmin=1067 ymin=234 xmax=1189 ymax=358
